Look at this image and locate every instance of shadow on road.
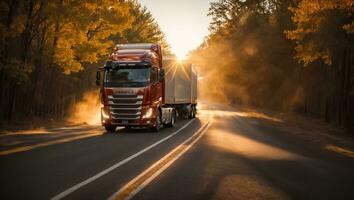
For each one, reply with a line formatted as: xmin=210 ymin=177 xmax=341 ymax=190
xmin=136 ymin=106 xmax=354 ymax=200
xmin=104 ymin=117 xmax=195 ymax=135
xmin=153 ymin=106 xmax=354 ymax=200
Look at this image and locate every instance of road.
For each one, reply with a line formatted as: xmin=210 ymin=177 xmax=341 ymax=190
xmin=1 ymin=103 xmax=354 ymax=200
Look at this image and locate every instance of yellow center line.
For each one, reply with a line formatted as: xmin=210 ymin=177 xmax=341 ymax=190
xmin=109 ymin=111 xmax=213 ymax=200
xmin=325 ymin=144 xmax=354 ymax=158
xmin=0 ymin=125 xmax=96 ymax=137
xmin=0 ymin=131 xmax=103 ymax=156
xmin=51 ymin=119 xmax=198 ymax=200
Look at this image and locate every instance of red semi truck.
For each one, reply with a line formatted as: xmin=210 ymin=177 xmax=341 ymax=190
xmin=96 ymin=43 xmax=197 ymax=132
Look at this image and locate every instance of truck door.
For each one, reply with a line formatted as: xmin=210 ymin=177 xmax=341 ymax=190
xmin=150 ymin=67 xmax=162 ymax=106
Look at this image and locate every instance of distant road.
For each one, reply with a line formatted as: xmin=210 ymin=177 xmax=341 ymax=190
xmin=1 ymin=103 xmax=354 ymax=200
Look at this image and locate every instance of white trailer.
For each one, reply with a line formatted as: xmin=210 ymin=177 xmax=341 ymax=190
xmin=162 ymin=57 xmax=198 ymax=118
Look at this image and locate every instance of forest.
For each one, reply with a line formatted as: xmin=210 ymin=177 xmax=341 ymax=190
xmin=0 ymin=0 xmax=169 ymax=126
xmin=0 ymin=0 xmax=353 ymax=131
xmin=189 ymin=0 xmax=354 ymax=131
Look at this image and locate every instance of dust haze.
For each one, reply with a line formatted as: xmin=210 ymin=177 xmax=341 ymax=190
xmin=67 ymin=90 xmax=101 ymax=125
xmin=188 ymin=9 xmax=302 ymax=112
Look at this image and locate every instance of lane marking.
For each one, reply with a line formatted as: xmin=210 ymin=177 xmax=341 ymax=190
xmin=0 ymin=131 xmax=103 ymax=156
xmin=108 ymin=112 xmax=213 ymax=200
xmin=0 ymin=127 xmax=102 ymax=152
xmin=325 ymin=144 xmax=354 ymax=158
xmin=0 ymin=125 xmax=96 ymax=137
xmin=51 ymin=119 xmax=196 ymax=200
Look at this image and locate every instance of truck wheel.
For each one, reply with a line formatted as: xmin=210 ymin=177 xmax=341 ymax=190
xmin=165 ymin=110 xmax=176 ymax=128
xmin=105 ymin=125 xmax=117 ymax=132
xmin=188 ymin=106 xmax=195 ymax=119
xmin=151 ymin=110 xmax=162 ymax=132
xmin=192 ymin=106 xmax=196 ymax=118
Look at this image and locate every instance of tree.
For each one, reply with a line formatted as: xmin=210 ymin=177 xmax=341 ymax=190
xmin=286 ymin=0 xmax=354 ymax=127
xmin=0 ymin=0 xmax=170 ymax=123
xmin=190 ymin=0 xmax=298 ymax=108
xmin=190 ymin=0 xmax=353 ymax=130
xmin=115 ymin=0 xmax=171 ymax=54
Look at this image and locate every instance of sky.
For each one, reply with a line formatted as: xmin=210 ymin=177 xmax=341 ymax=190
xmin=138 ymin=0 xmax=214 ymax=59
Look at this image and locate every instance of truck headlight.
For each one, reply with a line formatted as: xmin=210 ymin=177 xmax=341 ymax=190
xmin=142 ymin=108 xmax=153 ymax=118
xmin=102 ymin=108 xmax=110 ymax=119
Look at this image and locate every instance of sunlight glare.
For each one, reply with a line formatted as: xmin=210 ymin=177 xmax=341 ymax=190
xmin=175 ymin=52 xmax=186 ymax=62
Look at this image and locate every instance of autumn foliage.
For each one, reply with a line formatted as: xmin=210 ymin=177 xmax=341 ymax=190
xmin=0 ymin=0 xmax=168 ymax=123
xmin=189 ymin=0 xmax=353 ymax=130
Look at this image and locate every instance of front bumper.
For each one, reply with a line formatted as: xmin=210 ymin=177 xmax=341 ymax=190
xmin=101 ymin=106 xmax=157 ymax=127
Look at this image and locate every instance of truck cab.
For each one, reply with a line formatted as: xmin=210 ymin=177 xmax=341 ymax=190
xmin=96 ymin=43 xmax=175 ymax=132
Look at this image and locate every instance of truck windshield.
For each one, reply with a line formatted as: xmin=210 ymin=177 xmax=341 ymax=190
xmin=104 ymin=67 xmax=150 ymax=87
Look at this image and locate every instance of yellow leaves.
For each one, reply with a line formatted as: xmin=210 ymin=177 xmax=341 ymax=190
xmin=291 ymin=0 xmax=319 ymax=23
xmin=287 ymin=0 xmax=353 ymax=66
xmin=285 ymin=28 xmax=305 ymax=41
xmin=49 ymin=0 xmax=135 ymax=74
xmin=295 ymin=43 xmax=321 ymax=65
xmin=0 ymin=0 xmax=165 ymax=75
xmin=82 ymin=2 xmax=97 ymax=12
xmin=294 ymin=41 xmax=332 ymax=66
xmin=75 ymin=40 xmax=113 ymax=63
xmin=54 ymin=38 xmax=82 ymax=74
xmin=343 ymin=21 xmax=354 ymax=34
xmin=53 ymin=21 xmax=113 ymax=73
xmin=291 ymin=0 xmax=352 ymax=25
xmin=53 ymin=22 xmax=85 ymax=73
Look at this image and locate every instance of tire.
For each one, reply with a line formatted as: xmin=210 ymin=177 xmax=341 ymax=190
xmin=165 ymin=110 xmax=176 ymax=128
xmin=192 ymin=105 xmax=196 ymax=118
xmin=188 ymin=106 xmax=195 ymax=119
xmin=105 ymin=125 xmax=117 ymax=132
xmin=151 ymin=109 xmax=162 ymax=132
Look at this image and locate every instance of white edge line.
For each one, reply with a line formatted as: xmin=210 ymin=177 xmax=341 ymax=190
xmin=109 ymin=112 xmax=213 ymax=200
xmin=127 ymin=123 xmax=211 ymax=200
xmin=51 ymin=118 xmax=196 ymax=200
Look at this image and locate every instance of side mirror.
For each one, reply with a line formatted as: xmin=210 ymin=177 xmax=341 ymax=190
xmin=159 ymin=69 xmax=165 ymax=82
xmin=95 ymin=71 xmax=101 ymax=86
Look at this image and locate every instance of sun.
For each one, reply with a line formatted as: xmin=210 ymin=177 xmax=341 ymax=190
xmin=176 ymin=52 xmax=186 ymax=62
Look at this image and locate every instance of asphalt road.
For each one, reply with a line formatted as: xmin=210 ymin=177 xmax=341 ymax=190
xmin=1 ymin=104 xmax=354 ymax=200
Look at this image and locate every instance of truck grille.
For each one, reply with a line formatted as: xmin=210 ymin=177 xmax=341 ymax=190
xmin=108 ymin=94 xmax=142 ymax=120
